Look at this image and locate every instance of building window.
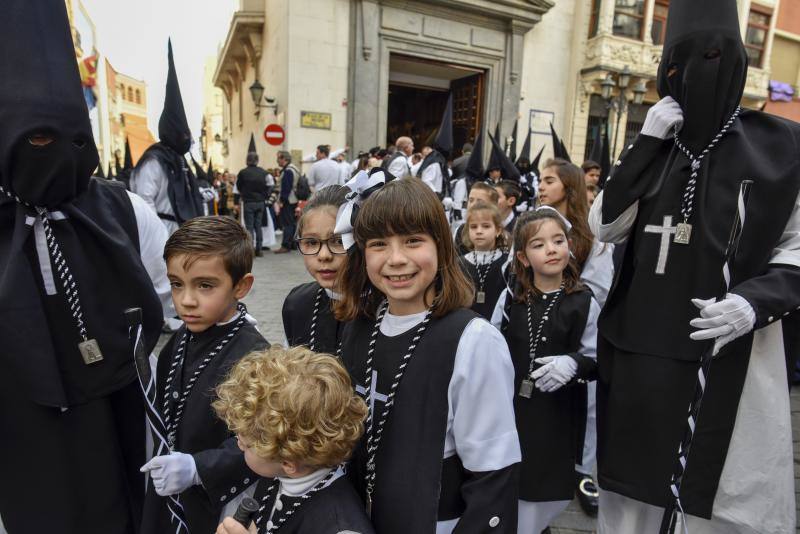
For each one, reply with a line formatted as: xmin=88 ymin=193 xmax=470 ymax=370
xmin=135 ymin=89 xmax=141 ymax=104
xmin=613 ymin=0 xmax=646 ymax=40
xmin=651 ymin=0 xmax=670 ymax=45
xmin=127 ymin=87 xmax=134 ymax=101
xmin=588 ymin=0 xmax=601 ymax=38
xmin=120 ymin=84 xmax=126 ymax=99
xmin=584 ymin=95 xmax=609 ymax=161
xmin=745 ymin=4 xmax=771 ymax=68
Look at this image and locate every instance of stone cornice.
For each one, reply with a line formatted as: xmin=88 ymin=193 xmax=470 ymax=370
xmin=213 ymin=10 xmax=265 ymax=98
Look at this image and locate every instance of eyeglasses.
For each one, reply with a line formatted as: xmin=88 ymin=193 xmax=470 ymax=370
xmin=296 ymin=236 xmax=347 ymax=255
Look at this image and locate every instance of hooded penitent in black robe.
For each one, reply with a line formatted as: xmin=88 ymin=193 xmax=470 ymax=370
xmin=141 ymin=319 xmax=268 ymax=534
xmin=282 ymin=282 xmax=344 ymax=355
xmin=134 ymin=40 xmax=202 ymax=226
xmin=591 ymin=0 xmax=800 ymax=530
xmin=0 ymin=2 xmax=163 ymax=532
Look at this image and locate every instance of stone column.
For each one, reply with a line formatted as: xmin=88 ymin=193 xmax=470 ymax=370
xmin=348 ymin=0 xmax=381 ymax=154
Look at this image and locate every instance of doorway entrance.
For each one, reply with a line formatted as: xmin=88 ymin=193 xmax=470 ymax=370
xmin=386 ymin=55 xmax=484 ymax=158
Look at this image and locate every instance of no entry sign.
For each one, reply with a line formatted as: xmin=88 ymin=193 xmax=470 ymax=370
xmin=263 ymin=124 xmax=285 ymax=146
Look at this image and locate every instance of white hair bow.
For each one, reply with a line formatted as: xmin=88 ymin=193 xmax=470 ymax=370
xmin=334 ymin=169 xmax=389 ymax=250
xmin=534 ymin=205 xmax=573 ymax=232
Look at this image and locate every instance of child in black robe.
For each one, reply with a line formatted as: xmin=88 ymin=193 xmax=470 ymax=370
xmin=459 ymin=200 xmax=509 ymax=319
xmin=334 ymin=176 xmax=521 ymax=534
xmin=140 ymin=216 xmax=269 ymax=534
xmin=213 ymin=345 xmax=374 ymax=534
xmin=491 ymin=208 xmax=600 ymax=533
xmin=282 ymin=186 xmax=349 ymax=353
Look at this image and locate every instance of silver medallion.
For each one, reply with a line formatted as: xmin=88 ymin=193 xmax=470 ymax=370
xmin=518 ymin=379 xmax=534 ymax=398
xmin=674 ymin=222 xmax=692 ymax=245
xmin=476 ymin=291 xmax=486 ymax=304
xmin=78 ymin=338 xmax=104 ymax=365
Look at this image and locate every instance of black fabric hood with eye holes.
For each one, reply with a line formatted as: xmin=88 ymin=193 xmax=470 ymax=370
xmin=657 ymin=0 xmax=748 ymax=153
xmin=0 ymin=0 xmax=99 ymax=208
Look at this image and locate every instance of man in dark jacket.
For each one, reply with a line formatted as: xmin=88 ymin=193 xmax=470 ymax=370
xmin=237 ymin=135 xmax=270 ymax=255
xmin=274 ymin=150 xmax=299 ymax=253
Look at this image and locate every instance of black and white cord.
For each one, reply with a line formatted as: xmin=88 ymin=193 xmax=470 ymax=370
xmin=523 ymin=284 xmax=564 ymax=380
xmin=162 ymin=302 xmax=248 ymax=448
xmin=673 ymin=106 xmax=741 ymax=226
xmin=361 ymin=301 xmax=432 ymax=507
xmin=254 ymin=468 xmax=340 ymax=533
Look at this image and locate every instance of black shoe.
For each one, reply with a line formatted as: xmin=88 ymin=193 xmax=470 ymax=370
xmin=575 ymin=472 xmax=599 ymax=517
xmin=541 ymin=528 xmax=551 ymax=534
xmin=255 ymin=249 xmax=263 ymax=257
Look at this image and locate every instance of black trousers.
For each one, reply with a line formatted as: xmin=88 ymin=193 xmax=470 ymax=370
xmin=280 ymin=202 xmax=297 ymax=249
xmin=243 ymin=201 xmax=265 ymax=250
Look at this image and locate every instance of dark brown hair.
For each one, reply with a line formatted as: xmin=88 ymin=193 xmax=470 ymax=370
xmin=164 ymin=216 xmax=253 ymax=285
xmin=460 ymin=200 xmax=509 ymax=252
xmin=296 ymin=185 xmax=348 ymax=237
xmin=541 ymin=158 xmax=594 ymax=269
xmin=511 ymin=210 xmax=582 ymax=302
xmin=581 ymin=160 xmax=601 ymax=172
xmin=334 ymin=178 xmax=474 ymax=321
xmin=494 ymin=180 xmax=522 ymax=202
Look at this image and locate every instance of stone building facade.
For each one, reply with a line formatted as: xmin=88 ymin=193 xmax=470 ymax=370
xmin=212 ymin=0 xmax=783 ymax=173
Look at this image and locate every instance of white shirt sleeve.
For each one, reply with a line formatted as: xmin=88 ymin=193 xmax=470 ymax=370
xmin=130 ymin=159 xmax=170 ymax=216
xmin=444 ymin=318 xmax=521 ymax=471
xmin=578 ymin=297 xmax=601 ymax=360
xmin=581 ymin=239 xmax=615 ymax=308
xmin=452 ymin=179 xmax=467 ymax=210
xmin=306 ymin=162 xmax=318 ymax=188
xmin=421 ymin=164 xmax=442 ymax=193
xmin=588 ymin=190 xmax=638 ymax=244
xmin=127 ymin=191 xmax=175 ymax=319
xmin=490 ymin=289 xmax=510 ymax=330
xmin=770 ymin=189 xmax=800 ymax=268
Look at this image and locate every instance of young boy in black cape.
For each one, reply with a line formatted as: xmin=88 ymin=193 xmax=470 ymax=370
xmin=214 ymin=346 xmax=374 ymax=534
xmin=140 ymin=216 xmax=268 ymax=533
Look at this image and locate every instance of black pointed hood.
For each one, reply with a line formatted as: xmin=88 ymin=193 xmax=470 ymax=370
xmin=464 ymin=128 xmax=485 ymax=181
xmin=248 ymin=133 xmax=257 ymax=155
xmin=516 ymin=127 xmax=531 ymax=166
xmin=589 ymin=124 xmax=611 ymax=186
xmin=433 ymin=94 xmax=453 ymax=158
xmin=0 ymin=0 xmax=99 ymax=208
xmin=493 ymin=122 xmax=501 ymax=144
xmin=658 ymin=0 xmax=747 ymax=152
xmin=488 ymin=133 xmax=520 ymax=182
xmin=207 ymin=157 xmax=214 ymax=178
xmin=550 ymin=122 xmax=571 ymax=162
xmin=508 ymin=119 xmax=518 ymax=162
xmin=96 ymin=164 xmax=106 ymax=179
xmin=158 ymin=39 xmax=192 ymax=154
xmin=106 ymin=163 xmax=113 ymax=179
xmin=115 ymin=152 xmax=123 ymax=175
xmin=123 ymin=137 xmax=133 ymax=169
xmin=531 ymin=145 xmax=545 ymax=177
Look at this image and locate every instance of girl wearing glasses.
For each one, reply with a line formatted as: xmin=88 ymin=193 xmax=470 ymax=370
xmin=281 ymin=185 xmax=349 ymax=353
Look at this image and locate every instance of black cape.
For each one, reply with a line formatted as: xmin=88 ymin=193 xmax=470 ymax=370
xmin=142 ymin=321 xmax=268 ymax=534
xmin=282 ymin=281 xmax=344 ymax=355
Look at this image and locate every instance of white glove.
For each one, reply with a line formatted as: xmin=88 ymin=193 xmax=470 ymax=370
xmin=442 ymin=197 xmax=454 ymax=210
xmin=140 ymin=452 xmax=201 ymax=496
xmin=532 ymin=356 xmax=578 ymax=393
xmin=640 ymin=96 xmax=684 ymax=139
xmin=517 ymin=201 xmax=529 ymax=212
xmin=689 ymin=293 xmax=756 ymax=356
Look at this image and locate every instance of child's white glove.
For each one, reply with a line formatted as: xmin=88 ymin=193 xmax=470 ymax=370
xmin=689 ymin=293 xmax=755 ymax=356
xmin=442 ymin=197 xmax=454 ymax=210
xmin=140 ymin=452 xmax=201 ymax=496
xmin=532 ymin=356 xmax=578 ymax=392
xmin=640 ymin=96 xmax=684 ymax=139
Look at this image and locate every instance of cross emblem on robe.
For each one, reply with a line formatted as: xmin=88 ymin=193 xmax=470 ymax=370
xmin=644 ymin=215 xmax=677 ymax=275
xmin=355 ymin=370 xmax=388 ymax=415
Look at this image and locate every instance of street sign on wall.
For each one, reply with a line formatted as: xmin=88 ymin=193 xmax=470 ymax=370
xmin=263 ymin=123 xmax=285 ymax=146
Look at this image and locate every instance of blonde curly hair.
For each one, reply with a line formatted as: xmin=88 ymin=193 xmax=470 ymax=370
xmin=213 ymin=346 xmax=367 ymax=469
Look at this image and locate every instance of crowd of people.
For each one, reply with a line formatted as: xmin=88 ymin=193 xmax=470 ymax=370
xmin=2 ymin=1 xmax=800 ymax=534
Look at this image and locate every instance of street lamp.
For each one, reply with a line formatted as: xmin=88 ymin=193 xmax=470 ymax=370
xmin=600 ymin=66 xmax=648 ymax=158
xmin=248 ymin=79 xmax=278 ymax=115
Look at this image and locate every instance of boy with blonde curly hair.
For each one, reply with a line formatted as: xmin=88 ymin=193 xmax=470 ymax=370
xmin=214 ymin=346 xmax=374 ymax=534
